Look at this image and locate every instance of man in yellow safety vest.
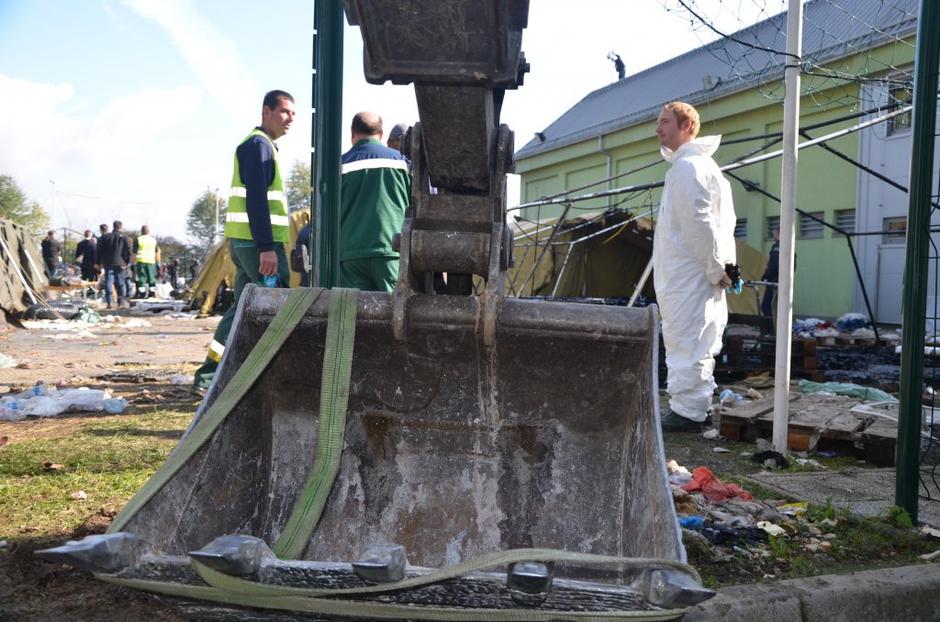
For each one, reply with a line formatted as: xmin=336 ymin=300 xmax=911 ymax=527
xmin=134 ymin=225 xmax=160 ymax=299
xmin=193 ymin=89 xmax=295 ymax=390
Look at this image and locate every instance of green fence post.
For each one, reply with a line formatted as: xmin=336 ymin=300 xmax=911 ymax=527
xmin=896 ymin=0 xmax=940 ymax=523
xmin=312 ymin=0 xmax=343 ymax=288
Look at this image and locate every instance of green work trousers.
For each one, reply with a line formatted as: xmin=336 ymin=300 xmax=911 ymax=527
xmin=339 ymin=256 xmax=399 ymax=292
xmin=193 ymin=240 xmax=290 ymax=389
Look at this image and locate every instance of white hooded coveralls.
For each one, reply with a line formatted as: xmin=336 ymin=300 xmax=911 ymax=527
xmin=652 ymin=136 xmax=737 ymax=421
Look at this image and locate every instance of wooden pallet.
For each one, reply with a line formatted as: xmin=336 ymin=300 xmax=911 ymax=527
xmin=718 ymin=336 xmax=820 ymax=379
xmin=719 ymin=390 xmax=899 ymax=465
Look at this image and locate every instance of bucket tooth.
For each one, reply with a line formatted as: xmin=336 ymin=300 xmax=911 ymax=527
xmin=636 ymin=568 xmax=716 ymax=608
xmin=507 ymin=561 xmax=554 ymax=606
xmin=35 ymin=532 xmax=148 ymax=573
xmin=352 ymin=543 xmax=407 ymax=583
xmin=188 ymin=535 xmax=273 ymax=577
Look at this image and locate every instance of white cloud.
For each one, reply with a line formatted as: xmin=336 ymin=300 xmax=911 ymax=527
xmin=122 ymin=0 xmax=257 ymax=122
xmin=0 ymin=74 xmax=202 ymax=236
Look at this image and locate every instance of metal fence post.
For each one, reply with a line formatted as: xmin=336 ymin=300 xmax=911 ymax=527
xmin=313 ymin=0 xmax=343 ymax=288
xmin=896 ymin=0 xmax=940 ymax=523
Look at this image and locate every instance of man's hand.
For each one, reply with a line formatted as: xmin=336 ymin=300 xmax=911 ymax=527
xmin=258 ymin=250 xmax=278 ymax=276
xmin=718 ymin=273 xmax=733 ymax=288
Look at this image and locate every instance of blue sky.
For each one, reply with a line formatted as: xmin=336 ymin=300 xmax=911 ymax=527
xmin=0 ymin=0 xmax=785 ymax=241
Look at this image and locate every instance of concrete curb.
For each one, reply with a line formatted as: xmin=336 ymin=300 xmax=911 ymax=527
xmin=683 ymin=563 xmax=940 ymax=621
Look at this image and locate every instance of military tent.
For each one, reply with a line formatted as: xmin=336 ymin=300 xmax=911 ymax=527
xmin=507 ymin=208 xmax=769 ymax=316
xmin=188 ymin=210 xmax=310 ymax=315
xmin=0 ymin=219 xmax=47 ymax=315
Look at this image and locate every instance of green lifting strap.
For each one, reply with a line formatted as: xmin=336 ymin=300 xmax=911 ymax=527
xmin=108 ymin=287 xmax=325 ymax=533
xmin=274 ymin=287 xmax=359 ymax=559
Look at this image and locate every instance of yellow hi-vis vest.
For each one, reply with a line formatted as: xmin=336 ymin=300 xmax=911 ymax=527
xmin=135 ymin=234 xmax=157 ymax=264
xmin=224 ymin=129 xmax=289 ymax=243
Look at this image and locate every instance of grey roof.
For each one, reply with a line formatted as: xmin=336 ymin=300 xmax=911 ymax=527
xmin=515 ymin=0 xmax=919 ymax=161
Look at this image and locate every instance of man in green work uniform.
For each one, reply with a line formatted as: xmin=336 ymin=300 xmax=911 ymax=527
xmin=193 ymin=90 xmax=295 ymax=390
xmin=339 ymin=112 xmax=412 ymax=291
xmin=134 ymin=225 xmax=160 ymax=298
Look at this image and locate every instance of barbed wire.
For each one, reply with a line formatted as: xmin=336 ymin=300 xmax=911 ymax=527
xmin=656 ymin=0 xmax=916 ymax=111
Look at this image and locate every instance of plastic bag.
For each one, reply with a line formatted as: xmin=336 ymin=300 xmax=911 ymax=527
xmin=798 ymin=379 xmax=897 ymax=403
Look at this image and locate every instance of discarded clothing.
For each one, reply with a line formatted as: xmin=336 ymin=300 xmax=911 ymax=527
xmin=681 ymin=466 xmax=753 ymax=502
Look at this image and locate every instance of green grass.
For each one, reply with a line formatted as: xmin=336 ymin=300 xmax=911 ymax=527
xmin=0 ymin=411 xmax=192 ymax=538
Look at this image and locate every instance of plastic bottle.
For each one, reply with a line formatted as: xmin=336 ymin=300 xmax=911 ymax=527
xmin=263 ymin=275 xmax=277 ymax=288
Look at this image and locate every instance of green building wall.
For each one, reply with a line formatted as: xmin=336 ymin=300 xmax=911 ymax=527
xmin=516 ymin=40 xmax=914 ymax=318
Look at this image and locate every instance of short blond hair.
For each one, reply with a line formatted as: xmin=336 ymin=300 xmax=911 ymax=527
xmin=662 ymin=102 xmax=700 ymax=138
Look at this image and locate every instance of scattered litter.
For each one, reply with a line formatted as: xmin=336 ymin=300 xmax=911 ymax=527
xmin=798 ymin=379 xmax=896 ymax=403
xmin=757 ymin=521 xmax=787 ymax=537
xmin=666 ymin=459 xmax=693 ymax=485
xmin=702 ymin=428 xmax=720 ymax=440
xmin=169 ymin=374 xmax=191 ymax=385
xmin=70 ymin=491 xmax=87 ymax=500
xmin=816 ymin=450 xmax=837 ymax=458
xmin=835 ymin=312 xmax=870 ymax=332
xmin=0 ymin=383 xmax=126 ymax=420
xmin=795 ymin=458 xmax=826 ymax=469
xmin=777 ymin=502 xmax=808 ymax=517
xmin=745 ymin=387 xmax=763 ymax=400
xmin=123 ymin=318 xmax=152 ymax=328
xmin=751 ymin=450 xmax=790 ymax=469
xmin=719 ymin=388 xmax=744 ymax=406
xmin=920 ymin=550 xmax=940 ymax=562
xmin=678 ymin=515 xmax=704 ymax=530
xmin=920 ymin=526 xmax=940 ymax=539
xmin=713 ymin=447 xmax=731 ymax=453
xmin=681 ymin=467 xmax=753 ymax=502
xmin=793 ymin=318 xmax=829 ymax=338
xmin=0 ymin=354 xmax=15 ymax=368
xmin=43 ymin=462 xmax=65 ymax=470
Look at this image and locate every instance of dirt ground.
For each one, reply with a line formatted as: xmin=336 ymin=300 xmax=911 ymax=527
xmin=0 ymin=309 xmax=209 ymax=621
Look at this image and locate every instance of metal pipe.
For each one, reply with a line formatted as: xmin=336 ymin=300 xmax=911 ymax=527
xmin=772 ymin=0 xmax=803 ymax=454
xmin=897 ymin=0 xmax=940 ymax=524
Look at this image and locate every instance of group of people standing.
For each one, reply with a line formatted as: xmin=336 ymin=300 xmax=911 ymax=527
xmin=187 ymin=88 xmax=757 ymax=438
xmin=42 ymin=222 xmax=167 ymax=309
xmin=193 ymin=89 xmax=411 ymax=389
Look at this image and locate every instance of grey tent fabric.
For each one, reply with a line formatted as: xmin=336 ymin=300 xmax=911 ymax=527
xmin=0 ymin=220 xmax=47 ymax=314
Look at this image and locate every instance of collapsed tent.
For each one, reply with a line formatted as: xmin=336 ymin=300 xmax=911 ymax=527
xmin=507 ymin=208 xmax=768 ymax=316
xmin=188 ymin=210 xmax=310 ymax=315
xmin=0 ymin=219 xmax=48 ymax=314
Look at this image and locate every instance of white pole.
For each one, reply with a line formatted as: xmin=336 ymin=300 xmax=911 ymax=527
xmin=214 ymin=187 xmax=220 ymax=243
xmin=773 ymin=0 xmax=803 ymax=453
xmin=48 ymin=179 xmax=56 ymax=231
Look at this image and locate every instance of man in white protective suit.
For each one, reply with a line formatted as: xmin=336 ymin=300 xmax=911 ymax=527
xmin=652 ymin=101 xmax=737 ymax=431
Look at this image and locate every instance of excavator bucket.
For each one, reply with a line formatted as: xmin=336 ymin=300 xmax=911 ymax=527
xmin=38 ymin=1 xmax=715 ymax=618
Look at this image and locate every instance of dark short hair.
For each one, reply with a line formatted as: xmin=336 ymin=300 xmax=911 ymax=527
xmin=47 ymin=230 xmax=54 ymax=236
xmin=263 ymin=90 xmax=294 ymax=110
xmin=352 ymin=112 xmax=383 ymax=136
xmin=99 ymin=224 xmax=109 ymax=232
xmin=113 ymin=220 xmax=123 ymax=230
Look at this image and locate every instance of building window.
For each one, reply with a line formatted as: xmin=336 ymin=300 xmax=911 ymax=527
xmin=887 ymin=85 xmax=913 ymax=136
xmin=883 ymin=216 xmax=907 ymax=244
xmin=835 ymin=209 xmax=855 ymax=233
xmin=799 ymin=211 xmax=825 ymax=239
xmin=734 ymin=218 xmax=747 ymax=239
xmin=766 ymin=216 xmax=780 ymax=240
